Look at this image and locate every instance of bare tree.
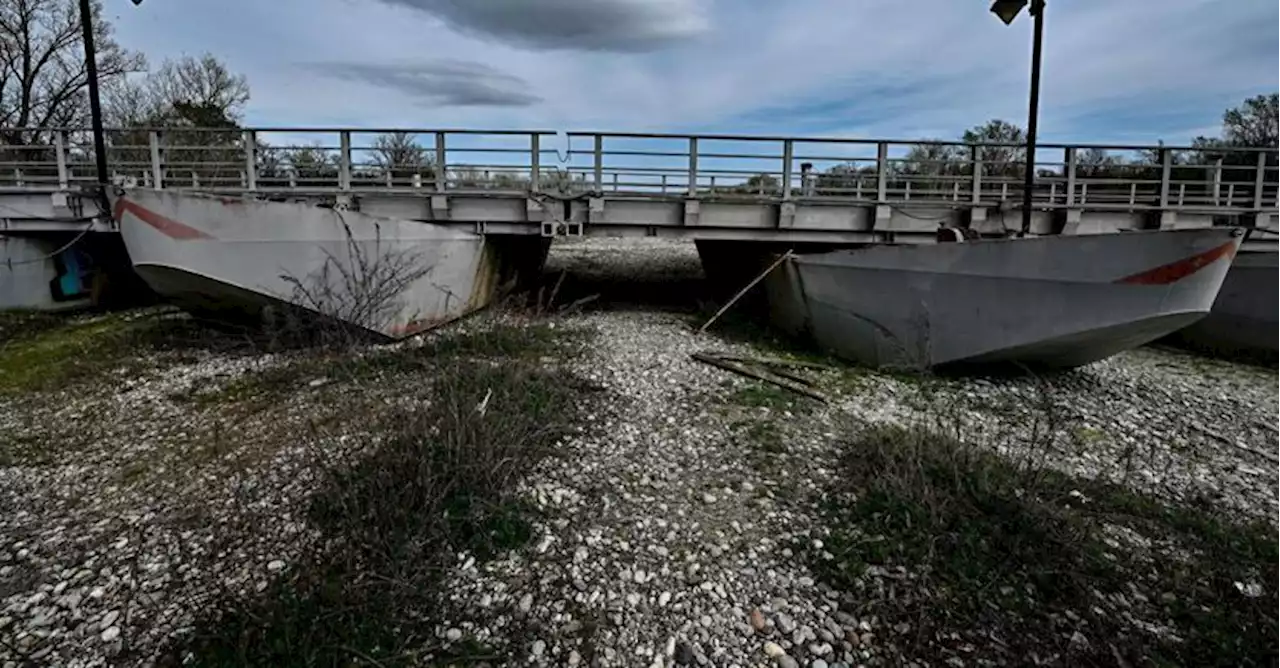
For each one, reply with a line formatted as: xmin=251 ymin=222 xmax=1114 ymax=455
xmin=370 ymin=131 xmax=433 ymax=185
xmin=1074 ymin=147 xmax=1124 ymax=178
xmin=902 ymin=142 xmax=964 ymax=176
xmin=104 ymin=54 xmax=251 ymax=187
xmin=0 ymin=0 xmax=144 ymax=146
xmin=962 ymin=119 xmax=1026 ymax=177
xmin=1221 ymin=93 xmax=1279 ymax=149
xmin=105 ymin=53 xmax=249 ymax=127
xmin=815 ymin=163 xmax=878 ymax=197
xmin=282 ymin=144 xmax=338 ymax=184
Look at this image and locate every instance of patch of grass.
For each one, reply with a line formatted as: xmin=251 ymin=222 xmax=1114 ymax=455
xmin=728 ymin=382 xmax=805 ymax=412
xmin=0 ymin=308 xmax=247 ymax=397
xmin=693 ymin=310 xmax=838 ymax=367
xmin=0 ymin=312 xmax=139 ymax=395
xmin=810 ymin=423 xmax=1278 ymax=667
xmin=161 ymin=333 xmax=602 ymax=666
xmin=421 ymin=322 xmax=585 ymax=360
xmin=1073 ymin=425 xmax=1108 ymax=445
xmin=0 ymin=309 xmax=73 ymax=346
xmin=730 ymin=418 xmax=786 ymax=454
xmin=694 ymin=310 xmax=881 ymax=400
xmin=188 ymin=322 xmax=588 ymax=409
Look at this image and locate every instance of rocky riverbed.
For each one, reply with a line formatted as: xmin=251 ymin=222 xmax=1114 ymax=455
xmin=2 ymin=238 xmax=1276 ymax=666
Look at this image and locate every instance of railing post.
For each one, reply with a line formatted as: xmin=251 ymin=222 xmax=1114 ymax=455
xmin=781 ymin=139 xmax=793 ymax=200
xmin=1158 ymin=148 xmax=1172 ymax=209
xmin=434 ymin=132 xmax=447 ymax=191
xmin=243 ymin=130 xmax=257 ymax=191
xmin=970 ymin=145 xmax=982 ymax=204
xmin=149 ymin=130 xmax=164 ymax=189
xmin=612 ymin=172 xmax=618 ymax=192
xmin=687 ymin=137 xmax=698 ymax=197
xmin=661 ymin=174 xmax=668 ymax=194
xmin=1211 ymin=157 xmax=1223 ymax=205
xmin=593 ymin=134 xmax=604 ymax=192
xmin=53 ymin=130 xmax=69 ymax=190
xmin=1063 ymin=147 xmax=1076 ymax=207
xmin=530 ymin=133 xmax=540 ymax=193
xmin=1253 ymin=151 xmax=1267 ymax=209
xmin=338 ymin=131 xmax=352 ymax=191
xmin=876 ymin=142 xmax=888 ymax=202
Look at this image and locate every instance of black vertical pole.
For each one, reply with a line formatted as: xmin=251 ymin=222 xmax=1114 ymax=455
xmin=79 ymin=0 xmax=108 ymax=186
xmin=1020 ymin=0 xmax=1044 ymax=235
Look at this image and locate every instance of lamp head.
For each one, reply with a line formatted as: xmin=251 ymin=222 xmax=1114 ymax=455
xmin=990 ymin=0 xmax=1028 ymax=25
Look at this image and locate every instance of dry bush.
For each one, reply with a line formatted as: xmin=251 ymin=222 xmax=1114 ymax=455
xmin=806 ymin=377 xmax=1278 ymax=667
xmin=274 ymin=215 xmax=434 ymax=349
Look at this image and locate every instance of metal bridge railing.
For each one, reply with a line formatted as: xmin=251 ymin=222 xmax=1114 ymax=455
xmin=0 ymin=127 xmax=1276 ymax=213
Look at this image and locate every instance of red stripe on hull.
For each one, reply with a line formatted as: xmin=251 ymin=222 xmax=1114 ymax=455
xmin=1115 ymin=240 xmax=1237 ymax=285
xmin=113 ymin=198 xmax=214 ymax=241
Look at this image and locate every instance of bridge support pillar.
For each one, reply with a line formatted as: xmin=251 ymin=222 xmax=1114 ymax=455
xmin=684 ymin=199 xmax=701 ymax=227
xmin=1158 ymin=211 xmax=1179 ymax=230
xmin=49 ymin=192 xmax=82 ymax=220
xmin=588 ymin=197 xmax=606 ymax=223
xmin=873 ymin=205 xmax=892 ymax=229
xmin=1058 ymin=208 xmax=1085 ymax=235
xmin=525 ymin=197 xmax=545 ymax=222
xmin=430 ymin=195 xmax=449 ymax=221
xmin=778 ymin=202 xmax=796 ymax=228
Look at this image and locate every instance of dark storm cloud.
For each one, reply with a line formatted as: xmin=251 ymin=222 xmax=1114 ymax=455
xmin=315 ymin=60 xmax=541 ymax=107
xmin=372 ymin=0 xmax=707 ymax=52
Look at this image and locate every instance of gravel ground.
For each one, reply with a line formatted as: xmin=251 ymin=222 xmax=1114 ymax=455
xmin=2 ymin=237 xmax=1276 ymax=666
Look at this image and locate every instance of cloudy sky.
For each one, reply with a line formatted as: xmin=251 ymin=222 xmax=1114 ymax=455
xmin=108 ymin=0 xmax=1278 ymax=144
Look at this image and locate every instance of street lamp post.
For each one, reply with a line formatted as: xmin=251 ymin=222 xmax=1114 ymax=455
xmin=991 ymin=0 xmax=1045 ymax=236
xmin=77 ymin=0 xmax=145 ymax=189
xmin=78 ymin=0 xmax=108 ymax=186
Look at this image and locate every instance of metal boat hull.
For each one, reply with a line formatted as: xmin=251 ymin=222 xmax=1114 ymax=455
xmin=110 ymin=189 xmax=508 ymax=338
xmin=765 ymin=228 xmax=1244 ymax=369
xmin=1167 ymin=250 xmax=1278 ymax=361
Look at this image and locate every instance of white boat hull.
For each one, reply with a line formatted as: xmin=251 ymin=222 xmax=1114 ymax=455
xmin=1168 ymin=250 xmax=1278 ymax=360
xmin=110 ymin=189 xmax=524 ymax=338
xmin=765 ymin=227 xmax=1245 ymax=369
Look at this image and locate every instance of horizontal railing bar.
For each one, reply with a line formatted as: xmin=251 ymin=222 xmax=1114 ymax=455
xmin=2 ymin=126 xmax=1277 ymax=154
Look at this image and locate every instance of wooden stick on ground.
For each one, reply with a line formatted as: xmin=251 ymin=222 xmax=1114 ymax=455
xmin=712 ymin=353 xmax=834 ymax=371
xmin=559 ymin=293 xmax=600 ymax=314
xmin=697 ymin=251 xmax=793 ymax=334
xmin=691 ymin=351 xmax=828 ymax=402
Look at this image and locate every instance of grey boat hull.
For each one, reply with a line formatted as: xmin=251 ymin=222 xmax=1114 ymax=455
xmin=765 ymin=227 xmax=1244 ymax=369
xmin=1167 ymin=250 xmax=1278 ymax=361
xmin=110 ymin=189 xmax=517 ymax=338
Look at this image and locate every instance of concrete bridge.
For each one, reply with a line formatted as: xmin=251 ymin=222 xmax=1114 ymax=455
xmin=2 ymin=127 xmax=1277 ymax=309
